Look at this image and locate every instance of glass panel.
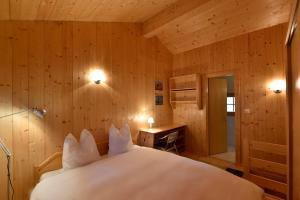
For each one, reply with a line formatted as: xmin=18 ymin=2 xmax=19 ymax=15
xmin=227 ymin=105 xmax=234 ymax=112
xmin=227 ymin=97 xmax=234 ymax=104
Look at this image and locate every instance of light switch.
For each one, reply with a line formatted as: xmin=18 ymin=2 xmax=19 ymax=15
xmin=244 ymin=109 xmax=251 ymax=114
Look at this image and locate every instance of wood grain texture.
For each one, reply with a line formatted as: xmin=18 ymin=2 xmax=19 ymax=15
xmin=143 ymin=0 xmax=211 ymax=37
xmin=0 ymin=0 xmax=10 ymax=20
xmin=172 ymin=24 xmax=288 ymax=170
xmin=1 ymin=0 xmax=177 ymax=22
xmin=208 ymin=78 xmax=228 ymax=155
xmin=143 ymin=0 xmax=291 ymax=54
xmin=250 ymin=157 xmax=287 ymax=175
xmin=0 ymin=21 xmax=13 ymax=200
xmin=11 ymin=21 xmax=30 ymax=200
xmin=250 ymin=141 xmax=287 ymax=156
xmin=290 ymin=3 xmax=300 ymax=199
xmin=248 ymin=174 xmax=288 ymax=195
xmin=169 ymin=74 xmax=202 ymax=109
xmin=264 ymin=194 xmax=284 ymax=200
xmin=0 ymin=21 xmax=173 ymax=200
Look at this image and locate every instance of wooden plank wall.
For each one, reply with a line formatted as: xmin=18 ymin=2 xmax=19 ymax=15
xmin=290 ymin=6 xmax=300 ymax=199
xmin=172 ymin=24 xmax=288 ymax=165
xmin=0 ymin=21 xmax=173 ymax=200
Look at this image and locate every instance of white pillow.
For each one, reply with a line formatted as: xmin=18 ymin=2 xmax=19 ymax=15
xmin=40 ymin=169 xmax=63 ymax=182
xmin=108 ymin=124 xmax=133 ymax=156
xmin=80 ymin=129 xmax=101 ymax=163
xmin=62 ymin=129 xmax=100 ymax=170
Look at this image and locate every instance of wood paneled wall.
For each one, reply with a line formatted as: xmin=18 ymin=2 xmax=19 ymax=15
xmin=0 ymin=21 xmax=173 ymax=200
xmin=172 ymin=24 xmax=288 ymax=165
xmin=290 ymin=6 xmax=300 ymax=199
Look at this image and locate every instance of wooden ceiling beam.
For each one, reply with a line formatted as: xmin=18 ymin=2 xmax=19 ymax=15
xmin=142 ymin=0 xmax=211 ymax=38
xmin=144 ymin=0 xmax=291 ymax=53
xmin=159 ymin=0 xmax=291 ymax=53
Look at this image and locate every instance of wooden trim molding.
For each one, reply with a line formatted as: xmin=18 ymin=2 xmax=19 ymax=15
xmin=250 ymin=158 xmax=287 ymax=175
xmin=34 ymin=152 xmax=62 ymax=184
xmin=248 ymin=174 xmax=288 ymax=195
xmin=264 ymin=194 xmax=285 ymax=200
xmin=286 ymin=0 xmax=299 ymax=44
xmin=250 ymin=141 xmax=287 ymax=156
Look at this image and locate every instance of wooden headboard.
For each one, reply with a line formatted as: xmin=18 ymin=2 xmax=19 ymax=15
xmin=34 ymin=141 xmax=108 ymax=184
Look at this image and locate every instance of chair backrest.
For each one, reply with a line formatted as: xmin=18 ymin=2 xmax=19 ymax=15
xmin=166 ymin=131 xmax=178 ymax=144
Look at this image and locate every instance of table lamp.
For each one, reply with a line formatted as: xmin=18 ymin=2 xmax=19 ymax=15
xmin=147 ymin=117 xmax=154 ymax=129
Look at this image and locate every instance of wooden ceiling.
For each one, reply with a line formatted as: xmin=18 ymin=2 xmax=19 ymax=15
xmin=0 ymin=0 xmax=177 ymax=22
xmin=0 ymin=0 xmax=292 ymax=54
xmin=143 ymin=0 xmax=292 ymax=54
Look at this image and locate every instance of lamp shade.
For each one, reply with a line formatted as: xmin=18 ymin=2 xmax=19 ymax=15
xmin=147 ymin=117 xmax=154 ymax=124
xmin=147 ymin=117 xmax=154 ymax=128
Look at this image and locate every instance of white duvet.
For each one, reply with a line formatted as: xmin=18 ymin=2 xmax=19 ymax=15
xmin=31 ymin=147 xmax=263 ymax=200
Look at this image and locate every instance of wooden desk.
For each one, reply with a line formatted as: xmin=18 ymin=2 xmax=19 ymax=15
xmin=138 ymin=124 xmax=186 ymax=152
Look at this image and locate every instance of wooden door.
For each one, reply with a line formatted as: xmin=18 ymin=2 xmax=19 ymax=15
xmin=208 ymin=78 xmax=228 ymax=155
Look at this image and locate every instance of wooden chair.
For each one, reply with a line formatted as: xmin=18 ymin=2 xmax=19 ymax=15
xmin=157 ymin=131 xmax=179 ymax=154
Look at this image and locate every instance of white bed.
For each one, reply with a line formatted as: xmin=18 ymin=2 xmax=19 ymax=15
xmin=31 ymin=146 xmax=263 ymax=200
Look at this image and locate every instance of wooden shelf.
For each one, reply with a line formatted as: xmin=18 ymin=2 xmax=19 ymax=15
xmin=169 ymin=73 xmax=202 ymax=109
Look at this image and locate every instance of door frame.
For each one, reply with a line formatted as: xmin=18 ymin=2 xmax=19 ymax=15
xmin=285 ymin=0 xmax=298 ymax=198
xmin=204 ymin=70 xmax=241 ymax=164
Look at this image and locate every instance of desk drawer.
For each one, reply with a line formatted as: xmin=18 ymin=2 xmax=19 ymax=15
xmin=139 ymin=132 xmax=154 ymax=147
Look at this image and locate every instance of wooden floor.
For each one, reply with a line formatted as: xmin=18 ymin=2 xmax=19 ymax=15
xmin=211 ymin=151 xmax=236 ymax=163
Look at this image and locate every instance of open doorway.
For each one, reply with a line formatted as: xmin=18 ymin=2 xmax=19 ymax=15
xmin=208 ymin=75 xmax=236 ymax=163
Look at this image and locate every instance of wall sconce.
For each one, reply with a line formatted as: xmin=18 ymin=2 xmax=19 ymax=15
xmin=90 ymin=69 xmax=106 ymax=84
xmin=296 ymin=78 xmax=300 ymax=90
xmin=269 ymin=80 xmax=286 ymax=94
xmin=0 ymin=106 xmax=46 ymax=200
xmin=0 ymin=107 xmax=46 ymax=120
xmin=31 ymin=108 xmax=47 ymax=118
xmin=147 ymin=117 xmax=154 ymax=129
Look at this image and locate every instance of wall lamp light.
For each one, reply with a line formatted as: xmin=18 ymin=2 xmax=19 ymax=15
xmin=269 ymin=80 xmax=286 ymax=94
xmin=90 ymin=69 xmax=106 ymax=84
xmin=31 ymin=108 xmax=47 ymax=118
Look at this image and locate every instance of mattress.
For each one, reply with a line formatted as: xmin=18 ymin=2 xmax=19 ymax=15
xmin=31 ymin=147 xmax=263 ymax=200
